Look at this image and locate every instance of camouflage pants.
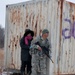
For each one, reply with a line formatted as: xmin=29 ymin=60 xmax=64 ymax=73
xmin=31 ymin=54 xmax=49 ymax=75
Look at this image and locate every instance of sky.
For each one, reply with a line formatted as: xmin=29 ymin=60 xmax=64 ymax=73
xmin=0 ymin=0 xmax=75 ymax=28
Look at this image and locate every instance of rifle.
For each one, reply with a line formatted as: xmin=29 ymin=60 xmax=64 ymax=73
xmin=35 ymin=42 xmax=54 ymax=63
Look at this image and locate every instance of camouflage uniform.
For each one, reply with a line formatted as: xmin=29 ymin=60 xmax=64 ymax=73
xmin=30 ymin=36 xmax=51 ymax=75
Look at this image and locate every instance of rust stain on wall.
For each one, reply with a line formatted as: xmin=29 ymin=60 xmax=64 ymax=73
xmin=10 ymin=8 xmax=22 ymax=25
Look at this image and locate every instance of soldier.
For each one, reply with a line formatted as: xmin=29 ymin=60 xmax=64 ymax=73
xmin=30 ymin=29 xmax=51 ymax=75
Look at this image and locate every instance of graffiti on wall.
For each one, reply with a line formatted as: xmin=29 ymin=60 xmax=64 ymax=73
xmin=62 ymin=18 xmax=75 ymax=39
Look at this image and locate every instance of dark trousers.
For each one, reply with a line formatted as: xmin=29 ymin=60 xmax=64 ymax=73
xmin=20 ymin=61 xmax=32 ymax=74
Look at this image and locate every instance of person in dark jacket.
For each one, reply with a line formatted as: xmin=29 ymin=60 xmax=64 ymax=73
xmin=20 ymin=29 xmax=34 ymax=75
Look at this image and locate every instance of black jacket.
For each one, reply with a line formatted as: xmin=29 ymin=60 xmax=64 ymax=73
xmin=20 ymin=37 xmax=32 ymax=61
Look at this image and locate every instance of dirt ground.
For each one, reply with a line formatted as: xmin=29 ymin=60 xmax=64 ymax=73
xmin=0 ymin=48 xmax=4 ymax=67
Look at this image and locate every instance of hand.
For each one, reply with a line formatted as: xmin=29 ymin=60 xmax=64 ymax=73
xmin=38 ymin=46 xmax=42 ymax=51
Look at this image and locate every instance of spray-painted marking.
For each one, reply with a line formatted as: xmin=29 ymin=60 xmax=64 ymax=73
xmin=62 ymin=19 xmax=75 ymax=39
